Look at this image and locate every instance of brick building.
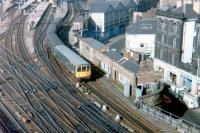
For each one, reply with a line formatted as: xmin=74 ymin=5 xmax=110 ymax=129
xmin=79 ymin=37 xmax=139 ymax=96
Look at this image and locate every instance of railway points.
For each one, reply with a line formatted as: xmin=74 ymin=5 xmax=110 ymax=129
xmin=0 ymin=0 xmax=176 ymax=132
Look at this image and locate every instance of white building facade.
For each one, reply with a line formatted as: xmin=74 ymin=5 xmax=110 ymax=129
xmin=154 ymin=59 xmax=200 ymax=96
xmin=125 ymin=19 xmax=157 ymax=58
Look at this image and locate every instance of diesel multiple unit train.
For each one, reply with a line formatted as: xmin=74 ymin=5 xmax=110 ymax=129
xmin=46 ymin=6 xmax=91 ymax=79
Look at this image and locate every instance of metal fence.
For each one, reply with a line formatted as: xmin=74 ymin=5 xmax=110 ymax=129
xmin=140 ymin=103 xmax=200 ymax=133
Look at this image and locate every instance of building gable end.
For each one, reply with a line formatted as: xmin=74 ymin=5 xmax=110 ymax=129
xmin=106 ymin=5 xmax=115 ymax=13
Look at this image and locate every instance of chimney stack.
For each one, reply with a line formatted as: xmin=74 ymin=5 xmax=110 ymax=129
xmin=193 ymin=0 xmax=200 ymax=14
xmin=177 ymin=0 xmax=183 ymax=8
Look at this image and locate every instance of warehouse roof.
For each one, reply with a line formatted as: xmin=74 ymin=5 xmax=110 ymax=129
xmin=106 ymin=1 xmax=123 ymax=9
xmin=90 ymin=0 xmax=136 ymax=13
xmin=81 ymin=37 xmax=104 ymax=49
xmin=46 ymin=33 xmax=63 ymax=48
xmin=121 ymin=60 xmax=140 ymax=74
xmin=126 ymin=19 xmax=157 ymax=34
xmin=55 ymin=45 xmax=89 ymax=65
xmin=105 ymin=0 xmax=137 ymax=7
xmin=90 ymin=2 xmax=112 ymax=13
xmin=105 ymin=51 xmax=123 ymax=62
xmin=46 ymin=23 xmax=57 ymax=33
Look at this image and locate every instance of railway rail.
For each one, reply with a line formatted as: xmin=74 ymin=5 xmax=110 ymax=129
xmin=2 ymin=4 xmax=68 ymax=132
xmin=1 ymin=2 xmax=119 ymax=131
xmin=0 ymin=0 xmax=162 ymax=132
xmin=34 ymin=1 xmax=127 ymax=132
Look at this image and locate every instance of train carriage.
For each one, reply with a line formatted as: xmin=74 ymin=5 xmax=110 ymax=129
xmin=53 ymin=45 xmax=91 ymax=79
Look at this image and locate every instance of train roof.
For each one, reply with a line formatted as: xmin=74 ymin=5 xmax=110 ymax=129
xmin=46 ymin=23 xmax=57 ymax=33
xmin=46 ymin=33 xmax=63 ymax=47
xmin=55 ymin=45 xmax=89 ymax=66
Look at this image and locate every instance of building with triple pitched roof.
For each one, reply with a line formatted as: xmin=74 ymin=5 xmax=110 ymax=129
xmin=88 ymin=0 xmax=137 ymax=41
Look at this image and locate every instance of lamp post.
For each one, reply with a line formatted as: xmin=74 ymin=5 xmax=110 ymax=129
xmin=80 ymin=28 xmax=88 ymax=37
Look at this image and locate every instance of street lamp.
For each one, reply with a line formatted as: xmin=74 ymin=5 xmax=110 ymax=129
xmin=80 ymin=28 xmax=88 ymax=37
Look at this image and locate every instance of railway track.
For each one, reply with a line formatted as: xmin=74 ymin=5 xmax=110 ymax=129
xmin=33 ymin=1 xmax=128 ymax=132
xmin=52 ymin=50 xmax=160 ymax=133
xmin=87 ymin=81 xmax=160 ymax=133
xmin=48 ymin=2 xmax=161 ymax=133
xmin=3 ymin=12 xmax=51 ymax=132
xmin=1 ymin=0 xmax=160 ymax=132
xmin=3 ymin=3 xmax=108 ymax=132
xmin=0 ymin=1 xmax=36 ymax=40
xmin=0 ymin=4 xmax=66 ymax=131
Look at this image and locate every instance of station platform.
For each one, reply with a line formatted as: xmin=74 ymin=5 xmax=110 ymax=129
xmin=29 ymin=1 xmax=49 ymax=29
xmin=20 ymin=0 xmax=36 ymax=11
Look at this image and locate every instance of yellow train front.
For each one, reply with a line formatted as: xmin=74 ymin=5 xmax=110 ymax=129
xmin=53 ymin=45 xmax=91 ymax=80
xmin=75 ymin=65 xmax=91 ymax=79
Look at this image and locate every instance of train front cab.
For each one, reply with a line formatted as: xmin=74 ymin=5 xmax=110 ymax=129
xmin=75 ymin=65 xmax=91 ymax=79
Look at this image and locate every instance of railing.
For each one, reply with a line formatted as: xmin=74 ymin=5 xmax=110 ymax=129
xmin=139 ymin=103 xmax=200 ymax=133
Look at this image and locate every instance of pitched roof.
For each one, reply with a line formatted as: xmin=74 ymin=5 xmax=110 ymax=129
xmin=172 ymin=4 xmax=199 ymax=19
xmin=90 ymin=2 xmax=111 ymax=13
xmin=80 ymin=37 xmax=104 ymax=49
xmin=126 ymin=19 xmax=157 ymax=34
xmin=90 ymin=0 xmax=136 ymax=13
xmin=107 ymin=1 xmax=122 ymax=9
xmin=157 ymin=4 xmax=199 ymax=20
xmin=105 ymin=51 xmax=123 ymax=62
xmin=121 ymin=60 xmax=140 ymax=73
xmin=106 ymin=0 xmax=137 ymax=7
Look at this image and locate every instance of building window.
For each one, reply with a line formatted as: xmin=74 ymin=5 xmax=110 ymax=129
xmin=173 ymin=38 xmax=176 ymax=48
xmin=170 ymin=22 xmax=177 ymax=34
xmin=172 ymin=53 xmax=175 ymax=65
xmin=118 ymin=73 xmax=129 ymax=85
xmin=161 ymin=34 xmax=164 ymax=44
xmin=161 ymin=20 xmax=165 ymax=31
xmin=119 ymin=73 xmax=125 ymax=84
xmin=102 ymin=63 xmax=110 ymax=74
xmin=160 ymin=49 xmax=164 ymax=59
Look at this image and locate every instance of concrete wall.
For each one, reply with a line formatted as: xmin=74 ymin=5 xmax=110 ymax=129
xmin=126 ymin=33 xmax=155 ymax=58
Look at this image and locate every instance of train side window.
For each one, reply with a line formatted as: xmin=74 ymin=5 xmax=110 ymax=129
xmin=82 ymin=66 xmax=86 ymax=72
xmin=87 ymin=66 xmax=90 ymax=71
xmin=77 ymin=67 xmax=81 ymax=72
